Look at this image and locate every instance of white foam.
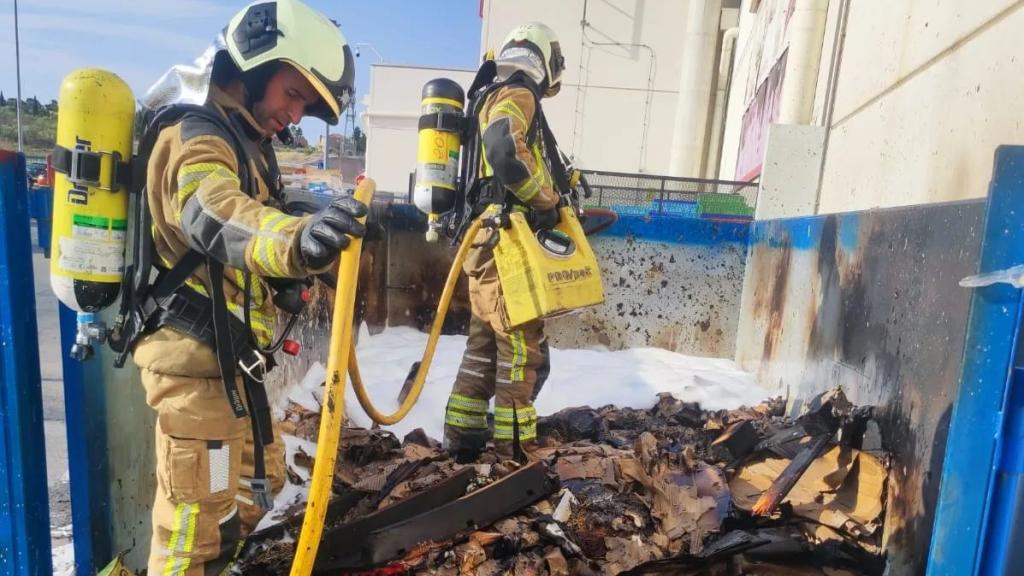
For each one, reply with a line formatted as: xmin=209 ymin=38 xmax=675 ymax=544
xmin=283 ymin=325 xmax=767 ymax=447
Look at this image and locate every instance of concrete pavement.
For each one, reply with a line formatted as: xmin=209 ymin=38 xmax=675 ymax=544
xmin=31 ymin=240 xmax=72 ymax=547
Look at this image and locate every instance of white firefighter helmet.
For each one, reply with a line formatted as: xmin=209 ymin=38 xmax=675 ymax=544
xmin=499 ymin=22 xmax=566 ymax=97
xmin=225 ymin=0 xmax=355 ymax=124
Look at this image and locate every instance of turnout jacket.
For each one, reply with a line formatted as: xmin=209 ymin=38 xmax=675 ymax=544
xmin=477 ymin=84 xmax=560 ymax=211
xmin=144 ymin=86 xmax=314 ymax=350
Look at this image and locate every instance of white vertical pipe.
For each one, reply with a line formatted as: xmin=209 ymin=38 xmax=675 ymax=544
xmin=778 ymin=0 xmax=829 ymax=124
xmin=705 ymin=27 xmax=738 ymax=179
xmin=669 ymin=0 xmax=723 ymax=177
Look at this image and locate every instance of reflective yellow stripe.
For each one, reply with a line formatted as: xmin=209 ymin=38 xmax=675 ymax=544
xmin=509 ymin=331 xmax=527 ymax=383
xmin=494 ymin=404 xmax=538 ymax=440
xmin=182 ymin=502 xmax=198 ymax=562
xmin=267 ymin=213 xmax=298 ymax=275
xmin=490 ymin=100 xmax=528 ymax=127
xmin=183 ymin=502 xmax=196 ymax=553
xmin=227 ymin=302 xmax=274 ymax=347
xmin=177 ymin=162 xmax=239 ymax=206
xmin=513 ymin=177 xmax=543 ymax=203
xmin=510 ymin=145 xmax=549 ymax=204
xmin=422 ymin=96 xmax=464 ymax=109
xmin=163 ymin=502 xmax=198 ymax=576
xmin=252 ymin=275 xmax=266 ymax=306
xmin=494 ymin=405 xmax=537 ymax=424
xmin=481 ymin=147 xmax=494 ymax=178
xmin=532 ymin=145 xmax=552 ymax=188
xmin=186 ymin=278 xmax=275 ymax=347
xmin=445 ymin=410 xmax=488 ymax=430
xmin=185 ymin=278 xmax=206 ymax=295
xmin=163 ymin=504 xmax=185 ymax=573
xmin=230 ymin=269 xmax=267 ymax=308
xmin=495 ymin=425 xmax=537 ymax=441
xmin=448 ymin=393 xmax=489 ymax=413
xmin=252 ymin=213 xmax=298 ymax=277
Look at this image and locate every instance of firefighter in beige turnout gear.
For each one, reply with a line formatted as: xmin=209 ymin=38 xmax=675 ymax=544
xmin=132 ymin=1 xmax=365 ymax=573
xmin=444 ymin=22 xmax=567 ymax=461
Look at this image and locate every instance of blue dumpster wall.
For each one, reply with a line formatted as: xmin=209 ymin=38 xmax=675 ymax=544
xmin=734 ymin=200 xmax=986 ymax=575
xmin=0 ymin=150 xmax=54 ymax=575
xmin=61 ymin=308 xmax=154 ymax=574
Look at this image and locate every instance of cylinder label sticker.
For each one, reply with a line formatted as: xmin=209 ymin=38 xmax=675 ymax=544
xmin=71 ymin=214 xmax=126 ymax=241
xmin=58 ymin=237 xmax=124 ymax=276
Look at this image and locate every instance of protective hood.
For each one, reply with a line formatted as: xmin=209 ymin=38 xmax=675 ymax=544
xmin=143 ymin=33 xmax=227 ymax=110
xmin=495 ymin=48 xmax=547 ymax=89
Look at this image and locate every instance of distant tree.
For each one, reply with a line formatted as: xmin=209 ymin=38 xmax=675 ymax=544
xmin=352 ymin=126 xmax=366 ymax=155
xmin=0 ymin=92 xmax=5 ymax=106
xmin=27 ymin=96 xmax=41 ymax=115
xmin=46 ymin=99 xmax=58 ymax=115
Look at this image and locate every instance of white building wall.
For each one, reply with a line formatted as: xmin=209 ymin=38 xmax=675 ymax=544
xmin=481 ymin=0 xmax=691 ymax=175
xmin=720 ymin=0 xmax=1024 ymax=214
xmin=363 ymin=64 xmax=476 ymax=195
xmin=818 ymin=0 xmax=1024 ymax=212
xmin=717 ymin=0 xmax=828 ymax=182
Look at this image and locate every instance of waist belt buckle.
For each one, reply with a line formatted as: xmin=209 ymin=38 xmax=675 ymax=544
xmin=250 ymin=477 xmax=273 ymax=511
xmin=239 ymin=351 xmax=267 ymax=383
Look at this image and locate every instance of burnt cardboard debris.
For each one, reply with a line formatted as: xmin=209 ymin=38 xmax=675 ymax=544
xmin=236 ymin=387 xmax=888 ymax=576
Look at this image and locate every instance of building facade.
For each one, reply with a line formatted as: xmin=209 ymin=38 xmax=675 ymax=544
xmin=362 ymin=64 xmax=477 ymax=195
xmin=365 ymin=1 xmax=1024 ymax=213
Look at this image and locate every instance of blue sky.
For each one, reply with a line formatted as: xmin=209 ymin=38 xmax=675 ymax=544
xmin=0 ymin=0 xmax=483 ymax=137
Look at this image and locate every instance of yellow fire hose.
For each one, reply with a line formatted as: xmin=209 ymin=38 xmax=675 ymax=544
xmin=290 ymin=179 xmax=484 ymax=574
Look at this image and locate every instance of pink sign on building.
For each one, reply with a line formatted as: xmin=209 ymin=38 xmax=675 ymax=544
xmin=735 ymin=49 xmax=788 ymax=182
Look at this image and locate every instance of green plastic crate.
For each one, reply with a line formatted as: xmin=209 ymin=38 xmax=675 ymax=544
xmin=697 ymin=192 xmax=754 ymax=217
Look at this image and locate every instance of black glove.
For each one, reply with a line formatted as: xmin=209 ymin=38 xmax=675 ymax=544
xmin=529 ymin=207 xmax=560 ymax=231
xmin=299 ymin=195 xmax=367 ymax=269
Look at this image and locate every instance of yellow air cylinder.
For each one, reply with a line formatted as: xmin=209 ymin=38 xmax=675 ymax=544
xmin=494 ymin=206 xmax=605 ymax=328
xmin=49 ymin=69 xmax=135 ymax=313
xmin=413 ymin=78 xmax=464 ymax=242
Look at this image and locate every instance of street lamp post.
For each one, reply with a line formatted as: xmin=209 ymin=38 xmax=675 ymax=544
xmin=352 ymin=43 xmax=383 ymax=158
xmin=14 ymin=0 xmax=24 ymax=152
xmin=353 ymin=42 xmax=384 ymax=64
xmin=323 ymin=123 xmax=329 ymax=169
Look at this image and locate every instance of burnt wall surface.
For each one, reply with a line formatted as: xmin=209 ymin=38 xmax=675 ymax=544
xmin=734 ymin=201 xmax=985 ymax=575
xmin=546 ymin=215 xmax=748 ymax=357
xmin=383 ymin=205 xmax=750 ymax=357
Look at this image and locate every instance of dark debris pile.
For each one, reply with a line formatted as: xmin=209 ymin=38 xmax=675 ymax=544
xmin=237 ymin=388 xmax=888 ymax=576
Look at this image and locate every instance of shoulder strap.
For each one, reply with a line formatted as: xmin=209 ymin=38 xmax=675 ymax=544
xmin=466 ymin=59 xmax=498 ymax=103
xmin=112 ymin=103 xmax=256 ymax=364
xmin=536 ymin=107 xmax=573 ymax=200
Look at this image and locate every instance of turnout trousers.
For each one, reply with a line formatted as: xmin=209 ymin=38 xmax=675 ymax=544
xmin=443 ymin=236 xmax=550 ymax=460
xmin=135 ymin=329 xmax=285 ymax=576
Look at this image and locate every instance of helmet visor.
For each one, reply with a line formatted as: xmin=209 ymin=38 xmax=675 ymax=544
xmin=285 ymin=42 xmax=355 ymax=124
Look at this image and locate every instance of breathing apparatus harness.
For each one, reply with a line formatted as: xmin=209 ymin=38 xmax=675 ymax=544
xmin=446 ymin=60 xmax=589 ymax=246
xmin=107 ymin=103 xmax=307 ymax=509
